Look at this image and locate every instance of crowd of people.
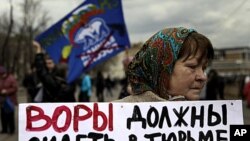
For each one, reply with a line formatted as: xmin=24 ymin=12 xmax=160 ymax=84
xmin=1 ymin=26 xmax=250 ymax=135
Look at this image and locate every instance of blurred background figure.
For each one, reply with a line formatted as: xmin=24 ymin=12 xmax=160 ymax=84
xmin=33 ymin=41 xmax=76 ymax=102
xmin=0 ymin=66 xmax=18 ymax=134
xmin=205 ymin=69 xmax=224 ymax=100
xmin=205 ymin=69 xmax=218 ymax=100
xmin=243 ymin=76 xmax=250 ymax=108
xmin=239 ymin=75 xmax=247 ymax=99
xmin=22 ymin=63 xmax=41 ymax=103
xmin=217 ymin=75 xmax=225 ymax=100
xmin=105 ymin=74 xmax=113 ymax=97
xmin=78 ymin=72 xmax=92 ymax=102
xmin=96 ymin=71 xmax=104 ymax=102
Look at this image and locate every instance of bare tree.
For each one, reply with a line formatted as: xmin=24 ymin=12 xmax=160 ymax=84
xmin=0 ymin=0 xmax=14 ymax=68
xmin=19 ymin=0 xmax=50 ymax=62
xmin=14 ymin=0 xmax=50 ymax=78
xmin=0 ymin=0 xmax=50 ymax=80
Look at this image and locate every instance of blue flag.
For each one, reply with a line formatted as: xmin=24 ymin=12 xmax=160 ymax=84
xmin=35 ymin=0 xmax=130 ymax=83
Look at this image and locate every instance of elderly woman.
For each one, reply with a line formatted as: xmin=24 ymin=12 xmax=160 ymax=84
xmin=115 ymin=27 xmax=214 ymax=102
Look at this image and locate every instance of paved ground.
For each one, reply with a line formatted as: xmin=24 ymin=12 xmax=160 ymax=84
xmin=0 ymin=84 xmax=249 ymax=141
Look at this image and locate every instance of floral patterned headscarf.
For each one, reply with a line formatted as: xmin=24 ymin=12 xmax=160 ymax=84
xmin=127 ymin=27 xmax=196 ymax=98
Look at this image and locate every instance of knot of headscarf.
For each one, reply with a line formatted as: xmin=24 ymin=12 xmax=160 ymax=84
xmin=127 ymin=27 xmax=196 ymax=96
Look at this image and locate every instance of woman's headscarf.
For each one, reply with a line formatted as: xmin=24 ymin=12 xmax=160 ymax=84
xmin=127 ymin=27 xmax=195 ymax=98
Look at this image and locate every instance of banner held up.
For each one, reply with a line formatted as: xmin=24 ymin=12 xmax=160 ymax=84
xmin=35 ymin=0 xmax=130 ymax=83
xmin=19 ymin=100 xmax=244 ymax=140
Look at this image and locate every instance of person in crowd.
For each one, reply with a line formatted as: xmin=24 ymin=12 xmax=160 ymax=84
xmin=22 ymin=63 xmax=41 ymax=102
xmin=115 ymin=27 xmax=214 ymax=102
xmin=217 ymin=75 xmax=225 ymax=100
xmin=79 ymin=72 xmax=92 ymax=102
xmin=96 ymin=71 xmax=105 ymax=102
xmin=205 ymin=69 xmax=220 ymax=100
xmin=33 ymin=41 xmax=76 ymax=102
xmin=238 ymin=75 xmax=246 ymax=99
xmin=243 ymin=78 xmax=250 ymax=108
xmin=105 ymin=74 xmax=113 ymax=97
xmin=0 ymin=66 xmax=18 ymax=134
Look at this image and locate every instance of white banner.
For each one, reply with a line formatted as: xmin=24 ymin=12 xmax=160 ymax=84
xmin=19 ymin=100 xmax=243 ymax=141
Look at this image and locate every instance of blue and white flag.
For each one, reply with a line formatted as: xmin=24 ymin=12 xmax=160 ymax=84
xmin=36 ymin=0 xmax=130 ymax=83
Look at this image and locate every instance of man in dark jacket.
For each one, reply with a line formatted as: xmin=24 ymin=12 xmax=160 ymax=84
xmin=22 ymin=64 xmax=41 ymax=102
xmin=96 ymin=71 xmax=104 ymax=102
xmin=205 ymin=69 xmax=220 ymax=100
xmin=33 ymin=41 xmax=76 ymax=102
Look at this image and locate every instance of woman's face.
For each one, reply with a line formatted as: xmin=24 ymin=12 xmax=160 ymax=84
xmin=168 ymin=51 xmax=208 ymax=100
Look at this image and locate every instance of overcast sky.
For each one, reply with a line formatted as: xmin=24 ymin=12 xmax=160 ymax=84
xmin=0 ymin=0 xmax=250 ymax=48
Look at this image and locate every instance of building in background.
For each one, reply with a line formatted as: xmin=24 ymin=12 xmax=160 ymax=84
xmin=212 ymin=46 xmax=250 ymax=76
xmin=211 ymin=46 xmax=250 ymax=98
